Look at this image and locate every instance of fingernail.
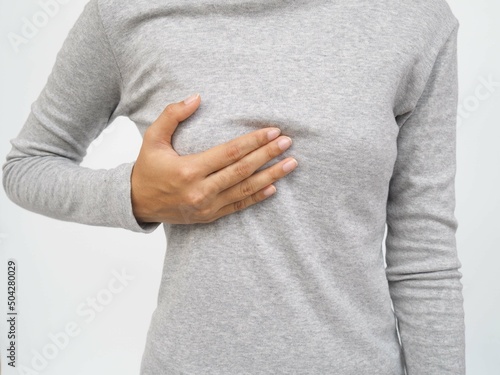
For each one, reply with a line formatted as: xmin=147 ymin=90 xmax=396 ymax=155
xmin=282 ymin=159 xmax=298 ymax=173
xmin=262 ymin=185 xmax=276 ymax=196
xmin=183 ymin=93 xmax=199 ymax=105
xmin=278 ymin=137 xmax=292 ymax=151
xmin=267 ymin=128 xmax=281 ymax=141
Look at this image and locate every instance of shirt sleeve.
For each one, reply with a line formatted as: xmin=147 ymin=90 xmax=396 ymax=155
xmin=385 ymin=23 xmax=466 ymax=374
xmin=1 ymin=0 xmax=161 ymax=234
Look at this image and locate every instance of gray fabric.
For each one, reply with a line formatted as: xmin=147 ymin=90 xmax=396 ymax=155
xmin=2 ymin=0 xmax=465 ymax=374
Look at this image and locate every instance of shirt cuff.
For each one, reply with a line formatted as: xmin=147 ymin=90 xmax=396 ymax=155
xmin=111 ymin=162 xmax=162 ymax=233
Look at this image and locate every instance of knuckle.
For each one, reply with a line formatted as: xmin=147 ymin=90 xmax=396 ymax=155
xmin=225 ymin=144 xmax=242 ymax=162
xmin=249 ymin=136 xmax=264 ymax=154
xmin=185 ymin=190 xmax=207 ymax=209
xmin=234 ymin=161 xmax=251 ymax=178
xmin=203 ymin=180 xmax=218 ymax=197
xmin=178 ymin=165 xmax=198 ymax=182
xmin=257 ymin=132 xmax=268 ymax=147
xmin=193 ymin=208 xmax=217 ymax=223
xmin=266 ymin=166 xmax=280 ymax=181
xmin=198 ymin=216 xmax=216 ymax=224
xmin=250 ymin=192 xmax=260 ymax=205
xmin=197 ymin=206 xmax=214 ymax=220
xmin=233 ymin=199 xmax=247 ymax=212
xmin=163 ymin=104 xmax=177 ymax=118
xmin=266 ymin=144 xmax=277 ymax=159
xmin=239 ymin=179 xmax=255 ymax=197
xmin=217 ymin=172 xmax=228 ymax=188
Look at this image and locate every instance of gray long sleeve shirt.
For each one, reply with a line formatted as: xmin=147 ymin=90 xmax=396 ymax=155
xmin=2 ymin=0 xmax=466 ymax=374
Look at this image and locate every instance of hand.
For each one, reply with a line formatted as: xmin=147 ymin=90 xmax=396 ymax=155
xmin=130 ymin=93 xmax=298 ymax=225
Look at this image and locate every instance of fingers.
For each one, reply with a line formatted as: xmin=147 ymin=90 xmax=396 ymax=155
xmin=208 ymin=184 xmax=278 ymax=222
xmin=205 ymin=134 xmax=293 ymax=193
xmin=145 ymin=93 xmax=201 ymax=147
xmin=134 ymin=94 xmax=302 ymax=225
xmin=194 ymin=127 xmax=283 ymax=176
xmin=172 ymin=153 xmax=297 ymax=224
xmin=213 ymin=156 xmax=298 ymax=210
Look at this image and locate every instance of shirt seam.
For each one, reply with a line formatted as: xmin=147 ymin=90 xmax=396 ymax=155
xmin=397 ymin=19 xmax=459 ymax=130
xmin=95 ymin=0 xmax=125 ymax=101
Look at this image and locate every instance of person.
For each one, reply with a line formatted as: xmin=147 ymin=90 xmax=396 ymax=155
xmin=2 ymin=0 xmax=466 ymax=374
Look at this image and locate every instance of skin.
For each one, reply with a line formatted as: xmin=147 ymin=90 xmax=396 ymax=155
xmin=131 ymin=93 xmax=298 ymax=224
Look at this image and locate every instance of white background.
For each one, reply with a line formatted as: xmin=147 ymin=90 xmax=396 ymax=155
xmin=0 ymin=0 xmax=498 ymax=374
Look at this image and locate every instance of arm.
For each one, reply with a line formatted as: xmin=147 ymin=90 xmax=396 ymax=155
xmin=1 ymin=0 xmax=296 ymax=230
xmin=2 ymin=0 xmax=160 ymax=233
xmin=385 ymin=23 xmax=466 ymax=374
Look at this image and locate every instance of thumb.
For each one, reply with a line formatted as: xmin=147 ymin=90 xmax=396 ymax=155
xmin=147 ymin=93 xmax=201 ymax=147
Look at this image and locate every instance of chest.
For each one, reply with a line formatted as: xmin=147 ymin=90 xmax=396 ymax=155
xmin=119 ymin=5 xmax=405 ymax=187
